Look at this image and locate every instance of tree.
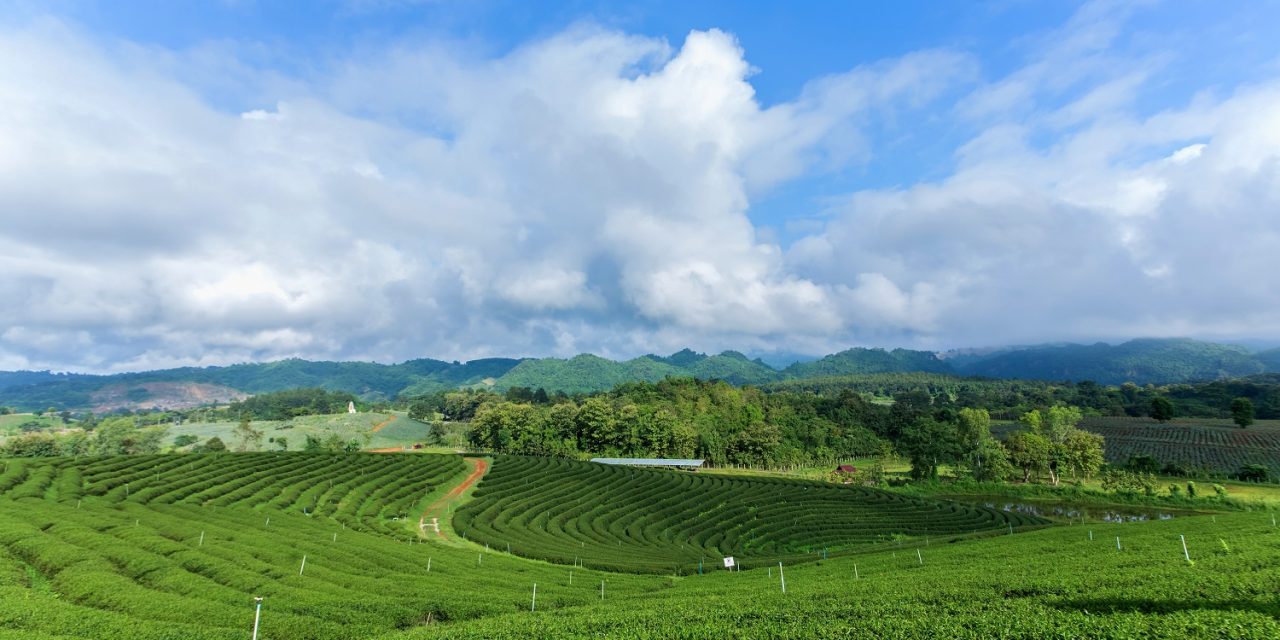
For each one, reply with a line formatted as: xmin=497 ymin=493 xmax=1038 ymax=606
xmin=304 ymin=435 xmax=324 ymax=452
xmin=1059 ymin=430 xmax=1105 ymax=482
xmin=898 ymin=418 xmax=960 ymax=480
xmin=1005 ymin=431 xmax=1051 ymax=483
xmin=173 ymin=434 xmax=199 ymax=448
xmin=202 ymin=437 xmax=227 ymax=452
xmin=232 ymin=418 xmax=264 ymax=452
xmin=275 ymin=436 xmax=289 ymax=452
xmin=1230 ymin=397 xmax=1255 ymax=428
xmin=1150 ymin=397 xmax=1174 ymax=422
xmin=955 ymin=408 xmax=1002 ymax=481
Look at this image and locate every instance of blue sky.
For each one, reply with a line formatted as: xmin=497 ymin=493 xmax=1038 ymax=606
xmin=1 ymin=1 xmax=1279 ymax=371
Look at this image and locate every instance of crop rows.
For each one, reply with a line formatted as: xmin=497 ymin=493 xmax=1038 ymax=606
xmin=1074 ymin=419 xmax=1280 ymax=475
xmin=42 ymin=452 xmax=464 ymax=538
xmin=455 ymin=456 xmax=1049 ymax=573
xmin=0 ymin=454 xmax=668 ymax=639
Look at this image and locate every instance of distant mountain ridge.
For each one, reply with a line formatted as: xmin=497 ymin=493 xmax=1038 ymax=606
xmin=2 ymin=338 xmax=1278 ymax=411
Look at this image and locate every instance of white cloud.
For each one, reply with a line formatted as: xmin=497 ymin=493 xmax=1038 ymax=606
xmin=1 ymin=5 xmax=1279 ymax=373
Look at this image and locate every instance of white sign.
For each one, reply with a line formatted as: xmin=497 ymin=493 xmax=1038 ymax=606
xmin=723 ymin=556 xmax=735 ymax=568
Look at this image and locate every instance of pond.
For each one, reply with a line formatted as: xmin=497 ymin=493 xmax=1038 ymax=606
xmin=943 ymin=495 xmax=1199 ymax=523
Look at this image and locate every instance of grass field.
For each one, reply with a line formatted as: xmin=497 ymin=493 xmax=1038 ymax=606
xmin=0 ymin=413 xmax=67 ymax=436
xmin=169 ymin=412 xmax=435 ymax=451
xmin=0 ymin=452 xmax=1276 ymax=638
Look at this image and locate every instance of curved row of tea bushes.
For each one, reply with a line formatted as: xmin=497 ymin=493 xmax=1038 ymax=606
xmin=56 ymin=453 xmax=462 ymax=539
xmin=387 ymin=509 xmax=1280 ymax=640
xmin=455 ymin=456 xmax=1049 ymax=573
xmin=0 ymin=454 xmax=670 ymax=639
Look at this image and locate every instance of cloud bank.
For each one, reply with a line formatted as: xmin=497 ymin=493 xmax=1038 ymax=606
xmin=0 ymin=4 xmax=1278 ymax=372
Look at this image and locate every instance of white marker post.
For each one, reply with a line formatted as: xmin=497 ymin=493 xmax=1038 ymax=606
xmin=917 ymin=549 xmax=923 ymax=565
xmin=1180 ymin=535 xmax=1191 ymax=563
xmin=600 ymin=580 xmax=605 ymax=600
xmin=427 ymin=557 xmax=432 ymax=573
xmin=199 ymin=531 xmax=204 ymax=547
xmin=854 ymin=564 xmax=859 ymax=579
xmin=1116 ymin=536 xmax=1122 ymax=551
xmin=1089 ymin=530 xmax=1093 ymax=541
xmin=569 ymin=571 xmax=573 ymax=585
xmin=333 ymin=532 xmax=337 ymax=542
xmin=778 ymin=562 xmax=786 ymax=594
xmin=299 ymin=555 xmax=307 ymax=576
xmin=265 ymin=517 xmax=270 ymax=528
xmin=251 ymin=597 xmax=263 ymax=640
xmin=531 ymin=583 xmax=537 ymax=611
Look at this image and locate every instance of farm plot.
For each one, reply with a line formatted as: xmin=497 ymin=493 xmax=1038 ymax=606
xmin=15 ymin=452 xmax=463 ymax=538
xmin=991 ymin=417 xmax=1280 ymax=476
xmin=454 ymin=456 xmax=1049 ymax=573
xmin=0 ymin=454 xmax=669 ymax=640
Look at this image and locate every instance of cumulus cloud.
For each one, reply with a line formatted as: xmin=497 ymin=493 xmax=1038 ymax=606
xmin=1 ymin=4 xmax=1278 ymax=373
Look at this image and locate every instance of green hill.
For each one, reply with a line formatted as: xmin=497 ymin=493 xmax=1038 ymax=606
xmin=955 ymin=338 xmax=1266 ymax=384
xmin=782 ymin=347 xmax=952 ymax=378
xmin=5 ymin=338 xmax=1280 ymax=412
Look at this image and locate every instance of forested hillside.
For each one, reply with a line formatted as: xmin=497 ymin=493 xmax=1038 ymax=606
xmin=953 ymin=338 xmax=1267 ymax=384
xmin=4 ymin=339 xmax=1280 ymax=411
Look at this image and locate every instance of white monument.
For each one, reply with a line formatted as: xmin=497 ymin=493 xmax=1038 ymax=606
xmin=347 ymin=401 xmax=356 ymax=414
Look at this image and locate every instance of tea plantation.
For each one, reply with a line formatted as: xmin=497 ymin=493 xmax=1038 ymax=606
xmin=0 ymin=453 xmax=1276 ymax=639
xmin=455 ymin=455 xmax=1048 ymax=572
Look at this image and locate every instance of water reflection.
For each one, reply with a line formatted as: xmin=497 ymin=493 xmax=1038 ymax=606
xmin=953 ymin=496 xmax=1181 ymax=522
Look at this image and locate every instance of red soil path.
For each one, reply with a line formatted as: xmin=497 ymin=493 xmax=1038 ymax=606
xmin=369 ymin=415 xmax=397 ymax=433
xmin=419 ymin=457 xmax=488 ymax=541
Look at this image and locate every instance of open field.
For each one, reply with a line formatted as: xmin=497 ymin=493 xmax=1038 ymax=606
xmin=456 ymin=455 xmax=1048 ymax=573
xmin=0 ymin=452 xmax=1275 ymax=638
xmin=169 ymin=412 xmax=434 ymax=451
xmin=0 ymin=413 xmax=67 ymax=436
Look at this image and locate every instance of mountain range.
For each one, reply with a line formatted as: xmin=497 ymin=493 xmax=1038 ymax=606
xmin=2 ymin=338 xmax=1278 ymax=412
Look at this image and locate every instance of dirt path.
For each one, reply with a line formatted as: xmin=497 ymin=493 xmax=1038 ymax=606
xmin=369 ymin=415 xmax=397 ymax=433
xmin=418 ymin=457 xmax=488 ymax=542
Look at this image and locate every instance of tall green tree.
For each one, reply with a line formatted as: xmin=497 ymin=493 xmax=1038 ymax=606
xmin=1150 ymin=397 xmax=1174 ymax=422
xmin=1230 ymin=397 xmax=1255 ymax=428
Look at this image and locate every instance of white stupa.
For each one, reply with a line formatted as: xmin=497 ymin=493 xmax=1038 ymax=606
xmin=347 ymin=401 xmax=356 ymax=414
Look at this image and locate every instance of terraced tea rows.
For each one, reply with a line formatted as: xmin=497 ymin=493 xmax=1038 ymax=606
xmin=0 ymin=453 xmax=1276 ymax=638
xmin=454 ymin=456 xmax=1049 ymax=573
xmin=8 ymin=452 xmax=464 ymax=539
xmin=0 ymin=454 xmax=669 ymax=639
xmin=399 ymin=509 xmax=1280 ymax=640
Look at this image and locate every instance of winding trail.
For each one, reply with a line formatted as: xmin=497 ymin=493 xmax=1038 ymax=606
xmin=419 ymin=457 xmax=488 ymax=541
